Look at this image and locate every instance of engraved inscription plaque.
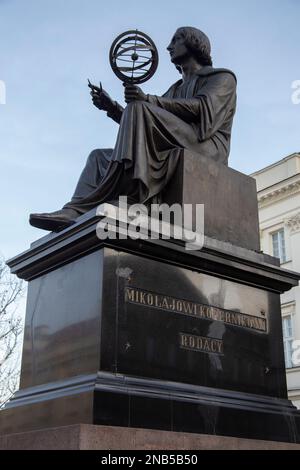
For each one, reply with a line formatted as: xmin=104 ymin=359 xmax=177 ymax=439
xmin=113 ymin=251 xmax=277 ymax=396
xmin=179 ymin=332 xmax=224 ymax=355
xmin=124 ymin=287 xmax=267 ymax=333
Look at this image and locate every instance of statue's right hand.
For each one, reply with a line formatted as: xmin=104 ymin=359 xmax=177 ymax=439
xmin=90 ymin=86 xmax=115 ymax=112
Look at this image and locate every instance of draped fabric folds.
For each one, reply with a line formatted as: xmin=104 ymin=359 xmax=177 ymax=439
xmin=64 ymin=66 xmax=237 ymax=214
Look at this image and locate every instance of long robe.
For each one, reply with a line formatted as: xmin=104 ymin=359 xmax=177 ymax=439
xmin=64 ymin=66 xmax=237 ymax=214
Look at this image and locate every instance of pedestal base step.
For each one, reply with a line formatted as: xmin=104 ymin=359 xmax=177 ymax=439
xmin=1 ymin=424 xmax=300 ymax=450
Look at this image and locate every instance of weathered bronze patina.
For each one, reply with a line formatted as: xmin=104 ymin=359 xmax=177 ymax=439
xmin=29 ymin=27 xmax=237 ymax=231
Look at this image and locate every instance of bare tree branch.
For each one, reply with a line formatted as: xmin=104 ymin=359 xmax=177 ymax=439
xmin=0 ymin=255 xmax=24 ymax=407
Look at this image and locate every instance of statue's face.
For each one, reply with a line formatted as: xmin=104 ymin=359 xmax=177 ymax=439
xmin=167 ymin=30 xmax=190 ymax=64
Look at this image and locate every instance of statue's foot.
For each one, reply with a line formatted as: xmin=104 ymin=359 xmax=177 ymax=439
xmin=29 ymin=208 xmax=79 ymax=232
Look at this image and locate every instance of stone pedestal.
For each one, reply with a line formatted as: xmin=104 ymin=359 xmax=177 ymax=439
xmin=1 ymin=207 xmax=300 ymax=442
xmin=1 ymin=155 xmax=300 ymax=444
xmin=1 ymin=425 xmax=300 ymax=450
xmin=164 ymin=151 xmax=260 ymax=251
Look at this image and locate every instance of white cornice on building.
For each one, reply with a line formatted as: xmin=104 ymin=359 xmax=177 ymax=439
xmin=281 ymin=301 xmax=296 ymax=315
xmin=251 ymin=152 xmax=300 ymax=178
xmin=257 ymin=175 xmax=300 ymax=208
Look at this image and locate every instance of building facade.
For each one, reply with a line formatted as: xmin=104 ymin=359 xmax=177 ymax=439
xmin=251 ymin=153 xmax=300 ymax=408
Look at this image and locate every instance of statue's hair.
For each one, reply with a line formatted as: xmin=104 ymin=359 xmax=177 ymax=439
xmin=176 ymin=26 xmax=213 ymax=70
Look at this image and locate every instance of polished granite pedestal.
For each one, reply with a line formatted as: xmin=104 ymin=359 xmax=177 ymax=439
xmin=1 ymin=149 xmax=300 ymax=444
xmin=1 ymin=202 xmax=300 ymax=444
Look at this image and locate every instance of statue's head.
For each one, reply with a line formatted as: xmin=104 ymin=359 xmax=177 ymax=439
xmin=167 ymin=27 xmax=212 ymax=71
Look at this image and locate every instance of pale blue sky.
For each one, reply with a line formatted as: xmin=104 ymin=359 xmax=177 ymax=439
xmin=0 ymin=0 xmax=299 ymax=259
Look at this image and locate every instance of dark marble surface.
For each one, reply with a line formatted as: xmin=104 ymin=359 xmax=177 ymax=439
xmin=20 ymin=246 xmax=286 ymax=396
xmin=20 ymin=251 xmax=104 ymax=388
xmin=164 ymin=150 xmax=260 ymax=251
xmin=101 ymin=249 xmax=286 ymax=397
xmin=2 ymin=220 xmax=300 ymax=441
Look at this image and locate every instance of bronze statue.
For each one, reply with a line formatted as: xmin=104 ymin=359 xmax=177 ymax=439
xmin=30 ymin=27 xmax=237 ymax=231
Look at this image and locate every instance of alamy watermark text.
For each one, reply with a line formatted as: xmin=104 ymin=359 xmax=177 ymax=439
xmin=95 ymin=196 xmax=204 ymax=251
xmin=291 ymin=80 xmax=300 ymax=105
xmin=0 ymin=80 xmax=6 ymax=105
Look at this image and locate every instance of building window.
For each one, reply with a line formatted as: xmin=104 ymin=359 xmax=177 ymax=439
xmin=272 ymin=229 xmax=287 ymax=263
xmin=282 ymin=315 xmax=294 ymax=369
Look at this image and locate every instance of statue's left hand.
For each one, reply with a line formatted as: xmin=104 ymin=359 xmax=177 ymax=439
xmin=124 ymin=84 xmax=147 ymax=103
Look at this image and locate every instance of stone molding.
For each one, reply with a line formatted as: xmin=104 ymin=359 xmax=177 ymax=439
xmin=286 ymin=212 xmax=300 ymax=234
xmin=258 ymin=180 xmax=300 ymax=208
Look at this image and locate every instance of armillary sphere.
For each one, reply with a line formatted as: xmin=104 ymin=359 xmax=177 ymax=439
xmin=109 ymin=30 xmax=159 ymax=84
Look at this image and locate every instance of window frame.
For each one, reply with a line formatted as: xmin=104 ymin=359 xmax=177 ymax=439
xmin=282 ymin=314 xmax=294 ymax=369
xmin=271 ymin=228 xmax=287 ymax=263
